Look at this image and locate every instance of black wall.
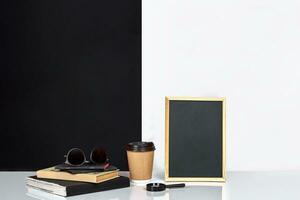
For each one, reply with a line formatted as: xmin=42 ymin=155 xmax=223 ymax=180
xmin=0 ymin=0 xmax=141 ymax=170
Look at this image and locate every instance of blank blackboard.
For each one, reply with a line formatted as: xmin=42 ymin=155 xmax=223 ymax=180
xmin=0 ymin=0 xmax=141 ymax=170
xmin=165 ymin=97 xmax=226 ymax=182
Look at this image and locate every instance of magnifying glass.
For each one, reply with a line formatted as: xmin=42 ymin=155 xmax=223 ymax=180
xmin=146 ymin=183 xmax=185 ymax=192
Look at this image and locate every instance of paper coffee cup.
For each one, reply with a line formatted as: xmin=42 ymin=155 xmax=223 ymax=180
xmin=126 ymin=142 xmax=155 ymax=182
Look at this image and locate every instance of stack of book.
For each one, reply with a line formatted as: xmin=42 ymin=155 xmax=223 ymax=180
xmin=26 ymin=165 xmax=130 ymax=197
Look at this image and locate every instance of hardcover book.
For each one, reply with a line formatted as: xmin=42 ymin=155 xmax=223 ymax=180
xmin=37 ymin=167 xmax=118 ymax=183
xmin=26 ymin=176 xmax=130 ymax=197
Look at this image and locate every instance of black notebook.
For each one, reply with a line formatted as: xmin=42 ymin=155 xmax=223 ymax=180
xmin=54 ymin=163 xmax=118 ymax=174
xmin=26 ymin=176 xmax=130 ymax=197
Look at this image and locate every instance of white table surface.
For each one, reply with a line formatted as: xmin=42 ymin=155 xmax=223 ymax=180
xmin=1 ymin=171 xmax=300 ymax=200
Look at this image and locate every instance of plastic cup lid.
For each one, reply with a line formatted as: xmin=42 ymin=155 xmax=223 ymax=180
xmin=126 ymin=141 xmax=155 ymax=152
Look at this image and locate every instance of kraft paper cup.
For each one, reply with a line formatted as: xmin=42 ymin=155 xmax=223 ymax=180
xmin=126 ymin=142 xmax=155 ymax=184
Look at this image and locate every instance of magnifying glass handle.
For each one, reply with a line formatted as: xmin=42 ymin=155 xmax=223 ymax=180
xmin=166 ymin=183 xmax=185 ymax=188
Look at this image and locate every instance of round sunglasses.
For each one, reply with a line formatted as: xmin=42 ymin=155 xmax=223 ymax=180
xmin=65 ymin=147 xmax=108 ymax=166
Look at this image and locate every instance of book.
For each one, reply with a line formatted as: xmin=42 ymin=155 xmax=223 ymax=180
xmin=37 ymin=167 xmax=118 ymax=183
xmin=26 ymin=176 xmax=130 ymax=197
xmin=54 ymin=163 xmax=117 ymax=172
xmin=54 ymin=163 xmax=118 ymax=174
xmin=27 ymin=187 xmax=67 ymax=200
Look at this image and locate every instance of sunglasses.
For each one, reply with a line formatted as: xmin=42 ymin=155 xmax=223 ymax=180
xmin=65 ymin=147 xmax=108 ymax=166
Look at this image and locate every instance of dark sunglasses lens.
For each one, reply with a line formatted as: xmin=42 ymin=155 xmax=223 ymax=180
xmin=67 ymin=149 xmax=85 ymax=165
xmin=90 ymin=148 xmax=107 ymax=164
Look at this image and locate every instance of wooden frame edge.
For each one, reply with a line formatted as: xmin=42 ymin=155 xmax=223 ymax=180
xmin=166 ymin=96 xmax=226 ymax=101
xmin=222 ymin=98 xmax=226 ymax=180
xmin=165 ymin=177 xmax=226 ymax=182
xmin=165 ymin=96 xmax=226 ymax=182
xmin=165 ymin=97 xmax=170 ymax=180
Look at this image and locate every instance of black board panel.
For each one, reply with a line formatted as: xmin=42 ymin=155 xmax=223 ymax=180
xmin=0 ymin=0 xmax=141 ymax=170
xmin=166 ymin=98 xmax=225 ymax=180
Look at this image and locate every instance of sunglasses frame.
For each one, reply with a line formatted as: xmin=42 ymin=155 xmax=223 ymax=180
xmin=65 ymin=147 xmax=108 ymax=166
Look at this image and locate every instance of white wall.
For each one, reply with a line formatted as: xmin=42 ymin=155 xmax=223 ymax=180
xmin=142 ymin=0 xmax=300 ymax=174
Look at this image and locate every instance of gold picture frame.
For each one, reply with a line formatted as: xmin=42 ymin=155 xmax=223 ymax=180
xmin=165 ymin=96 xmax=226 ymax=182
